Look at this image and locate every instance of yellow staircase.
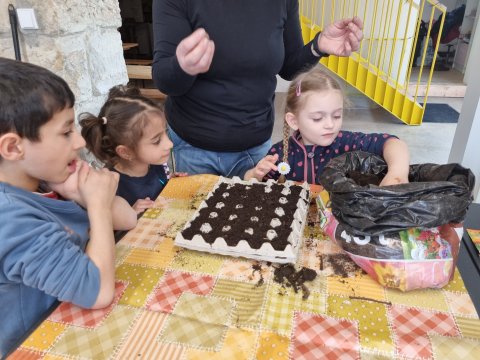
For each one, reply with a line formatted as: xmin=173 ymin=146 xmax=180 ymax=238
xmin=300 ymin=0 xmax=447 ymax=125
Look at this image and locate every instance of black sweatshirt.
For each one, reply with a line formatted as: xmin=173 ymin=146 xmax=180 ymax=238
xmin=152 ymin=0 xmax=322 ymax=152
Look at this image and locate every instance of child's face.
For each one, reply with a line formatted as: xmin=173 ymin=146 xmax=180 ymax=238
xmin=134 ymin=114 xmax=173 ymax=166
xmin=21 ymin=107 xmax=86 ymax=190
xmin=289 ymin=89 xmax=343 ymax=146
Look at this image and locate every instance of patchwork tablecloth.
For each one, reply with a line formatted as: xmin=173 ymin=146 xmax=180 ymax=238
xmin=10 ymin=174 xmax=480 ymax=360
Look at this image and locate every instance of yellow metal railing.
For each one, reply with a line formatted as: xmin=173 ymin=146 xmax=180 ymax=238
xmin=300 ymin=0 xmax=447 ymax=125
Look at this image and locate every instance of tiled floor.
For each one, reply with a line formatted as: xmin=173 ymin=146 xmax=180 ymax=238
xmin=272 ymin=69 xmax=464 ymax=165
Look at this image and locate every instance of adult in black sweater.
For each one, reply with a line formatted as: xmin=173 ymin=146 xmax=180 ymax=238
xmin=152 ymin=0 xmax=363 ymax=178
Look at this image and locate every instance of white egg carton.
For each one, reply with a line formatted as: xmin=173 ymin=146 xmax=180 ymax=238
xmin=174 ymin=176 xmax=309 ymax=263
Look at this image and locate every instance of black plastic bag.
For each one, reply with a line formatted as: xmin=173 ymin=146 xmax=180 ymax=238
xmin=318 ymin=151 xmax=475 ymax=236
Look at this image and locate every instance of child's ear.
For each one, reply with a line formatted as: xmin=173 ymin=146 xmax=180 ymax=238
xmin=115 ymin=145 xmax=134 ymax=161
xmin=285 ymin=112 xmax=299 ymax=131
xmin=0 ymin=133 xmax=25 ymax=160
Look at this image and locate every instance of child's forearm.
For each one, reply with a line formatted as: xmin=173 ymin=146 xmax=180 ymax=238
xmin=85 ymin=205 xmax=116 ymax=309
xmin=112 ymin=196 xmax=137 ymax=230
xmin=383 ymin=138 xmax=410 ymax=180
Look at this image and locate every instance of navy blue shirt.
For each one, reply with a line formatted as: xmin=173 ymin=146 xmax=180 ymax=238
xmin=152 ymin=0 xmax=322 ymax=152
xmin=265 ymin=130 xmax=398 ymax=184
xmin=113 ymin=165 xmax=169 ymax=206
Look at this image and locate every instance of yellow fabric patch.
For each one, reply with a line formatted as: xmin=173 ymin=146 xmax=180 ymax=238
xmin=327 ymin=295 xmax=394 ymax=353
xmin=116 ymin=264 xmax=164 ymax=307
xmin=170 ymin=249 xmax=225 ymax=275
xmin=386 ymin=288 xmax=449 ymax=312
xmin=328 ymin=273 xmax=386 ymax=301
xmin=262 ymin=283 xmax=326 ymax=335
xmin=142 ymin=207 xmax=163 ymax=219
xmin=186 ymin=327 xmax=256 ymax=360
xmin=443 ymin=269 xmax=468 ymax=293
xmin=21 ymin=320 xmax=66 ymax=351
xmin=160 ymin=174 xmax=217 ymax=199
xmin=430 ymin=333 xmax=480 ymax=359
xmin=456 ymin=317 xmax=480 ymax=340
xmin=256 ymin=331 xmax=290 ymax=360
xmin=124 ymin=241 xmax=176 ymax=269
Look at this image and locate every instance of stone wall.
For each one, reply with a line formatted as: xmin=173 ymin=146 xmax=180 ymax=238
xmin=0 ymin=0 xmax=128 ymax=117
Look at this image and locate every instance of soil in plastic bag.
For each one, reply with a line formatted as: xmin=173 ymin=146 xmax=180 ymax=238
xmin=318 ymin=151 xmax=475 ymax=236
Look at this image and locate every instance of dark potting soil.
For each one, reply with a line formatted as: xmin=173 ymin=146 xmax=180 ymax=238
xmin=273 ymin=264 xmax=317 ymax=300
xmin=181 ymin=182 xmax=306 ymax=251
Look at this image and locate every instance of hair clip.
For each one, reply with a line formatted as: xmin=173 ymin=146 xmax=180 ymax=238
xmin=102 ymin=116 xmax=108 ymax=125
xmin=295 ymin=81 xmax=302 ymax=97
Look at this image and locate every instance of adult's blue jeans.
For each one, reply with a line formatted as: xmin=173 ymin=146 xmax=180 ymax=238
xmin=168 ymin=127 xmax=271 ymax=178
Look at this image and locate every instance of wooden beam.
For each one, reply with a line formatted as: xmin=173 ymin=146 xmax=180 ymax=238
xmin=125 ymin=59 xmax=153 ymax=65
xmin=139 ymin=88 xmax=167 ymax=100
xmin=127 ymin=65 xmax=152 ymax=80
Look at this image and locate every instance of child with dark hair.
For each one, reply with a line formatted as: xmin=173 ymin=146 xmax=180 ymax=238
xmin=80 ymin=85 xmax=178 ymax=213
xmin=244 ymin=65 xmax=410 ymax=185
xmin=0 ymin=57 xmax=136 ymax=356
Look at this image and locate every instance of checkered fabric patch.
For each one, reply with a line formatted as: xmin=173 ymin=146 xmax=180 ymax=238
xmin=262 ymin=283 xmax=326 ymax=335
xmin=444 ymin=291 xmax=480 ymax=318
xmin=159 ymin=292 xmax=235 ymax=351
xmin=390 ymin=305 xmax=460 ymax=359
xmin=291 ymin=311 xmax=360 ymax=360
xmin=219 ymin=259 xmax=273 ymax=284
xmin=48 ymin=281 xmax=127 ymax=328
xmin=120 ymin=218 xmax=172 ymax=249
xmin=186 ymin=327 xmax=256 ymax=360
xmin=430 ymin=334 xmax=480 ymax=360
xmin=147 ymin=270 xmax=215 ymax=313
xmin=49 ymin=305 xmax=139 ymax=359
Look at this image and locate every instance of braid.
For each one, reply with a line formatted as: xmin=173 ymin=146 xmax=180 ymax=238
xmin=282 ymin=118 xmax=290 ymax=164
xmin=278 ymin=118 xmax=291 ymax=183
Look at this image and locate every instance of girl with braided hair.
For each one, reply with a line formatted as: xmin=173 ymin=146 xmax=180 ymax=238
xmin=244 ymin=65 xmax=410 ymax=186
xmin=80 ymin=85 xmax=179 ymax=213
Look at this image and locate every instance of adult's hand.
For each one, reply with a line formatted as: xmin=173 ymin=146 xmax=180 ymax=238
xmin=318 ymin=16 xmax=364 ymax=56
xmin=176 ymin=28 xmax=215 ymax=76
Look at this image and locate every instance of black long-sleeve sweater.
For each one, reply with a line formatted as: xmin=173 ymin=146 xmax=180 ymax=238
xmin=152 ymin=0 xmax=322 ymax=152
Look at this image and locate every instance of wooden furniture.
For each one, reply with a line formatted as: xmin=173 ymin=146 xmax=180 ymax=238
xmin=125 ymin=64 xmax=166 ymax=100
xmin=125 ymin=59 xmax=153 ymax=66
xmin=8 ymin=175 xmax=480 ymax=359
xmin=139 ymin=88 xmax=167 ymax=100
xmin=122 ymin=42 xmax=139 ymax=51
xmin=126 ymin=64 xmax=152 ymax=80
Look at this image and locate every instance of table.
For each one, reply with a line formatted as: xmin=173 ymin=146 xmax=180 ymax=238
xmin=458 ymin=203 xmax=480 ymax=315
xmin=9 ymin=175 xmax=480 ymax=359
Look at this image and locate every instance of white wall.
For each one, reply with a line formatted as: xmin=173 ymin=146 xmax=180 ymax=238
xmin=449 ymin=12 xmax=480 ymax=202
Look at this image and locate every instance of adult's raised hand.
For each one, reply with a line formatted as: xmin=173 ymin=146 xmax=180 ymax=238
xmin=318 ymin=16 xmax=364 ymax=57
xmin=176 ymin=28 xmax=215 ymax=76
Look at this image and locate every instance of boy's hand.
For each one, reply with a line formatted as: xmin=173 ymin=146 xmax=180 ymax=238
xmin=132 ymin=197 xmax=155 ymax=214
xmin=171 ymin=172 xmax=188 ymax=178
xmin=48 ymin=159 xmax=84 ymax=205
xmin=244 ymin=154 xmax=279 ymax=181
xmin=78 ymin=161 xmax=119 ymax=210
